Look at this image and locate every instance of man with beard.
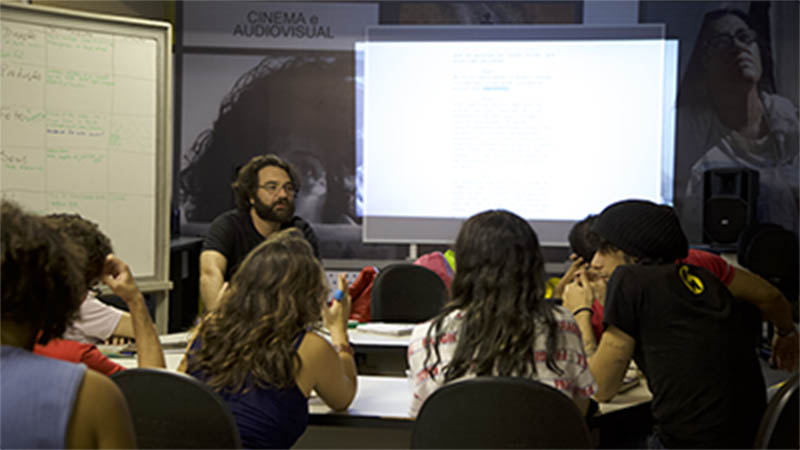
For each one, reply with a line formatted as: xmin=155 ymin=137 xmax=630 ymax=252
xmin=200 ymin=154 xmax=319 ymax=310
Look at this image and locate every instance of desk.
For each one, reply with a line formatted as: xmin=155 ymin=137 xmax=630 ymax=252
xmin=307 ymin=375 xmax=652 ymax=421
xmin=120 ymin=336 xmax=654 ymax=449
xmin=114 ymin=350 xmax=185 ymax=371
xmin=347 ymin=327 xmax=411 ymax=377
xmin=298 ymin=374 xmax=653 ymax=449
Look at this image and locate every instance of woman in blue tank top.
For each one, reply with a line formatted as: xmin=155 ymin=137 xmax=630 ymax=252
xmin=180 ymin=228 xmax=357 ymax=449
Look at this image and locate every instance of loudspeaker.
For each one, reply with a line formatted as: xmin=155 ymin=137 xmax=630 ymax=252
xmin=703 ymin=168 xmax=758 ymax=244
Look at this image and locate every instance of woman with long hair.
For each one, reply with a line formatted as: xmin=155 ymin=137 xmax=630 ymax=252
xmin=180 ymin=229 xmax=356 ymax=448
xmin=676 ymin=8 xmax=798 ymax=241
xmin=407 ymin=210 xmax=596 ymax=416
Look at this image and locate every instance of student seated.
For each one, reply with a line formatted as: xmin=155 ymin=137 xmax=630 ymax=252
xmin=561 ymin=213 xmax=798 ymax=369
xmin=0 ymin=200 xmax=135 ymax=448
xmin=407 ymin=210 xmax=597 ymax=417
xmin=34 ymin=214 xmax=165 ymax=375
xmin=180 ymin=229 xmax=357 ymax=448
xmin=45 ymin=214 xmax=137 ymax=345
xmin=563 ymin=199 xmax=767 ymax=448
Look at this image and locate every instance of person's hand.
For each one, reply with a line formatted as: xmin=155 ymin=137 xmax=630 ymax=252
xmin=584 ymin=270 xmax=608 ymax=307
xmin=553 ymin=254 xmax=587 ymax=299
xmin=322 ymin=273 xmax=351 ymax=335
xmin=563 ymin=271 xmax=594 ymax=314
xmin=771 ymin=332 xmax=799 ymax=372
xmin=101 ymin=254 xmax=139 ymax=302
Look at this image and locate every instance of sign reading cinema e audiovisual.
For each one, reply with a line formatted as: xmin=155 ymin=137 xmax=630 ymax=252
xmin=183 ymin=1 xmax=378 ymax=51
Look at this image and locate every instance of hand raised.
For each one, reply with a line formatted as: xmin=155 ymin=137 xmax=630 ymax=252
xmin=322 ymin=273 xmax=351 ymax=334
xmin=101 ymin=254 xmax=139 ymax=302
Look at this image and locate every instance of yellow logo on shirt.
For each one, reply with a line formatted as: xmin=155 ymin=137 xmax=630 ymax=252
xmin=679 ymin=265 xmax=704 ymax=294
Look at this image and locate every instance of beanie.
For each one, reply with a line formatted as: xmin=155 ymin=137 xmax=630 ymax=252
xmin=591 ymin=200 xmax=689 ymax=262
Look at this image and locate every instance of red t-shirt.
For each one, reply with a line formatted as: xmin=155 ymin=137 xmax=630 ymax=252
xmin=34 ymin=338 xmax=125 ymax=376
xmin=591 ymin=248 xmax=736 ymax=340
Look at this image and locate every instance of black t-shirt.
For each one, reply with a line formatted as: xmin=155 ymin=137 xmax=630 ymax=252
xmin=202 ymin=209 xmax=319 ymax=280
xmin=604 ymin=263 xmax=765 ymax=449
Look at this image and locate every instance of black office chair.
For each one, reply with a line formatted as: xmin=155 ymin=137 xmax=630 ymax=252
xmin=754 ymin=373 xmax=799 ymax=449
xmin=371 ymin=263 xmax=447 ymax=322
xmin=738 ymin=223 xmax=799 ymax=305
xmin=411 ymin=377 xmax=592 ymax=449
xmin=111 ymin=368 xmax=241 ymax=449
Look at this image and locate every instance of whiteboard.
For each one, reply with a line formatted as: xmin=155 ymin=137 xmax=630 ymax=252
xmin=1 ymin=2 xmax=171 ymax=289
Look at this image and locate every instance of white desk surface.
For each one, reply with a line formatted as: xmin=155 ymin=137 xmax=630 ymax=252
xmin=114 ymin=350 xmax=184 ymax=371
xmin=310 ymin=376 xmax=412 ymax=421
xmin=347 ymin=326 xmax=412 ymax=347
xmin=159 ymin=328 xmax=411 ymax=348
xmin=142 ymin=333 xmax=652 ymax=420
xmin=309 ymin=375 xmax=652 ymax=421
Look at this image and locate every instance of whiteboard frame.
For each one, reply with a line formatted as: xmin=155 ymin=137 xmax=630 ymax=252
xmin=1 ymin=2 xmax=172 ymax=292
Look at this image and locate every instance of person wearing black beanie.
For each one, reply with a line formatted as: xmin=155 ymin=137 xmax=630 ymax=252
xmin=591 ymin=200 xmax=688 ymax=263
xmin=562 ymin=199 xmax=768 ymax=448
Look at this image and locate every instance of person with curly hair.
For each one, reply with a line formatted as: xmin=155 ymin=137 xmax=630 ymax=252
xmin=33 ymin=213 xmax=165 ymax=375
xmin=407 ymin=210 xmax=597 ymax=417
xmin=200 ymin=153 xmax=318 ymax=311
xmin=181 ymin=228 xmax=356 ymax=448
xmin=0 ymin=200 xmax=135 ymax=448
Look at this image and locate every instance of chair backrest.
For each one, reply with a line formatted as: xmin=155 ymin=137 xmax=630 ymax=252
xmin=371 ymin=263 xmax=447 ymax=322
xmin=738 ymin=223 xmax=799 ymax=302
xmin=411 ymin=377 xmax=592 ymax=449
xmin=111 ymin=368 xmax=241 ymax=449
xmin=754 ymin=373 xmax=799 ymax=449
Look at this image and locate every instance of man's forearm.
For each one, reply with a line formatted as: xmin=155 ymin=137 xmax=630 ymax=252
xmin=123 ymin=291 xmax=166 ymax=369
xmin=200 ymin=274 xmax=224 ymax=311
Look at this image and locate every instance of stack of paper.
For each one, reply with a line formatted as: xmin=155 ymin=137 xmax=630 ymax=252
xmin=356 ymin=323 xmax=415 ymax=336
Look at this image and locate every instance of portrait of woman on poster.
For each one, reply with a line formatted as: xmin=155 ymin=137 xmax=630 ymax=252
xmin=676 ymin=8 xmax=799 ymax=242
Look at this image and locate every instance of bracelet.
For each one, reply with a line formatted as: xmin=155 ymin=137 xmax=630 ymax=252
xmin=572 ymin=307 xmax=593 ymax=317
xmin=334 ymin=343 xmax=354 ymax=356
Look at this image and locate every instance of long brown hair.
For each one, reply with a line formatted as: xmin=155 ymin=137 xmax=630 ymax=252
xmin=424 ymin=210 xmax=564 ymax=382
xmin=187 ymin=228 xmax=327 ymax=392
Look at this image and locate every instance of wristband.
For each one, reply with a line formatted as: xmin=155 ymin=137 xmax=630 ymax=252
xmin=572 ymin=307 xmax=593 ymax=317
xmin=334 ymin=343 xmax=354 ymax=356
xmin=333 ymin=289 xmax=345 ymax=301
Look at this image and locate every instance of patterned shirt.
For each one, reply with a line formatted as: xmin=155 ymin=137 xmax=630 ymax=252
xmin=407 ymin=306 xmax=597 ymax=416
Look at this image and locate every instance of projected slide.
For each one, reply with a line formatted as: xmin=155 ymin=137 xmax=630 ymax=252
xmin=358 ymin=26 xmax=677 ymax=244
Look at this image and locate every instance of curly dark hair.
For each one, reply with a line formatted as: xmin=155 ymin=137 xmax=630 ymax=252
xmin=568 ymin=214 xmax=600 ymax=262
xmin=187 ymin=228 xmax=328 ymax=393
xmin=179 ymin=55 xmax=355 ymax=222
xmin=44 ymin=213 xmax=113 ymax=285
xmin=423 ymin=210 xmax=565 ymax=382
xmin=1 ymin=201 xmax=87 ymax=345
xmin=230 ymin=154 xmax=301 ymax=213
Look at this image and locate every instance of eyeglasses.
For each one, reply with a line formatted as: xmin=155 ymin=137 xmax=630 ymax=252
xmin=705 ymin=29 xmax=757 ymax=50
xmin=258 ymin=182 xmax=296 ymax=196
